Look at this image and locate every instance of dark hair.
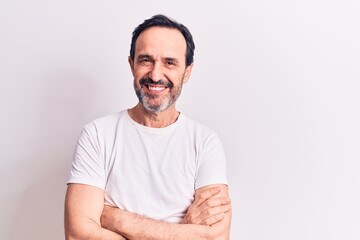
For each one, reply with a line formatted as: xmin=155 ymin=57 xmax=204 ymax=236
xmin=130 ymin=14 xmax=195 ymax=67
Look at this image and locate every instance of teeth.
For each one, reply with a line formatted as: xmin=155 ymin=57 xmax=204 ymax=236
xmin=149 ymin=86 xmax=165 ymax=91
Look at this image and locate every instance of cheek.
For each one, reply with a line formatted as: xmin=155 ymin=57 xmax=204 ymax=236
xmin=133 ymin=71 xmax=143 ymax=80
xmin=133 ymin=66 xmax=148 ymax=77
xmin=166 ymin=72 xmax=183 ymax=84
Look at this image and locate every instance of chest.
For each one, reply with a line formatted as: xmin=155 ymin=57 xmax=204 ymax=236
xmin=103 ymin=126 xmax=198 ymax=221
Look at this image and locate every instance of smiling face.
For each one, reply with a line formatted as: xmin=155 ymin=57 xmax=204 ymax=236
xmin=129 ymin=27 xmax=193 ymax=113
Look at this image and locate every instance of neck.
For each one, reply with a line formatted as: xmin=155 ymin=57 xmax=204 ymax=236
xmin=128 ymin=103 xmax=180 ymax=128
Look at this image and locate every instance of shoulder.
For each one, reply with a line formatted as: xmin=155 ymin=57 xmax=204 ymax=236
xmin=83 ymin=110 xmax=126 ymax=130
xmin=181 ymin=115 xmax=220 ymax=144
xmin=79 ymin=110 xmax=127 ymax=139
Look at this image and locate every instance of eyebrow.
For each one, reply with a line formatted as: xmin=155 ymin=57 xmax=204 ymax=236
xmin=137 ymin=54 xmax=180 ymax=64
xmin=138 ymin=54 xmax=153 ymax=60
xmin=164 ymin=57 xmax=179 ymax=64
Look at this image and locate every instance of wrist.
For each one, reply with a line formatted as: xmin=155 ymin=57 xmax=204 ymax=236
xmin=101 ymin=206 xmax=126 ymax=234
xmin=184 ymin=224 xmax=210 ymax=240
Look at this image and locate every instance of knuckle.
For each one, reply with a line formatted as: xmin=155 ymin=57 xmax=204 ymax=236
xmin=205 ymin=219 xmax=212 ymax=225
xmin=199 ymin=193 xmax=205 ymax=200
xmin=202 ymin=209 xmax=213 ymax=218
xmin=189 ymin=216 xmax=196 ymax=223
xmin=199 ymin=211 xmax=207 ymax=219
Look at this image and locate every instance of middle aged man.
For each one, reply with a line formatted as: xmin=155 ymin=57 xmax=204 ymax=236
xmin=65 ymin=15 xmax=232 ymax=239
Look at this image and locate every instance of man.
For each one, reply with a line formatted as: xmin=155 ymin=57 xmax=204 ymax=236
xmin=65 ymin=15 xmax=232 ymax=239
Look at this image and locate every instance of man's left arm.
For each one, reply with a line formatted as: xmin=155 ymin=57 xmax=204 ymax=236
xmin=183 ymin=184 xmax=232 ymax=239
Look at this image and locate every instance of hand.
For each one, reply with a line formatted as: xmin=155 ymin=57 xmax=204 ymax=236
xmin=181 ymin=187 xmax=231 ymax=226
xmin=101 ymin=205 xmax=123 ymax=232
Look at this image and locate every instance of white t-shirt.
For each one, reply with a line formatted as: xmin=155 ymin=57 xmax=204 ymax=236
xmin=67 ymin=110 xmax=227 ymax=223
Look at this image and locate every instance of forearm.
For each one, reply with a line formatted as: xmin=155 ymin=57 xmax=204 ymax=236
xmin=100 ymin=185 xmax=232 ymax=240
xmin=101 ymin=208 xmax=209 ymax=240
xmin=211 ymin=208 xmax=232 ymax=240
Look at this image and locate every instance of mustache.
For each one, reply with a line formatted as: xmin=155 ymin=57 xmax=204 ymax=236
xmin=139 ymin=77 xmax=173 ymax=88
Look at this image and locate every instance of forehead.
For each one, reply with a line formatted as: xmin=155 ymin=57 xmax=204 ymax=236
xmin=135 ymin=27 xmax=186 ymax=60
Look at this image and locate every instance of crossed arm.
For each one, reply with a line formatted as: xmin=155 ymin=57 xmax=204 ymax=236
xmin=65 ymin=184 xmax=126 ymax=240
xmin=65 ymin=183 xmax=232 ymax=240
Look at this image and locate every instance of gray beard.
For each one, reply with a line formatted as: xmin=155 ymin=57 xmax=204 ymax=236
xmin=134 ymin=84 xmax=183 ymax=113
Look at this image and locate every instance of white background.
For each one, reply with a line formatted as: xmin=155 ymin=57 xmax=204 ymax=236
xmin=1 ymin=0 xmax=359 ymax=239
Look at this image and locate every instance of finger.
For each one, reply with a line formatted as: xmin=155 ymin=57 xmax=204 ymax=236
xmin=199 ymin=204 xmax=231 ymax=221
xmin=193 ymin=187 xmax=221 ymax=207
xmin=183 ymin=201 xmax=231 ymax=225
xmin=200 ymin=213 xmax=225 ymax=226
xmin=199 ymin=197 xmax=231 ymax=209
xmin=181 ymin=209 xmax=203 ymax=225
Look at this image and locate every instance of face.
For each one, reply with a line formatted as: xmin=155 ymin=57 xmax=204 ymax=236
xmin=129 ymin=27 xmax=192 ymax=113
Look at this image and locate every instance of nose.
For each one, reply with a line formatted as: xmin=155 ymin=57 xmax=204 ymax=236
xmin=149 ymin=61 xmax=164 ymax=82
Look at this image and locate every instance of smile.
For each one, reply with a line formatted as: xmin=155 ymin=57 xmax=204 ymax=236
xmin=146 ymin=85 xmax=167 ymax=93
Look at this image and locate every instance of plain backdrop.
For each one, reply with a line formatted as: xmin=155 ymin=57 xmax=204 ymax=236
xmin=1 ymin=0 xmax=359 ymax=239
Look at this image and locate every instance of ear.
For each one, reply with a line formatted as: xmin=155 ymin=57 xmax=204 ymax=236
xmin=128 ymin=56 xmax=135 ymax=76
xmin=183 ymin=64 xmax=193 ymax=84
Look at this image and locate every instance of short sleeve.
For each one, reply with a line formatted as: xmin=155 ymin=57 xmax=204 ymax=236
xmin=67 ymin=123 xmax=106 ymax=190
xmin=195 ymin=133 xmax=228 ymax=189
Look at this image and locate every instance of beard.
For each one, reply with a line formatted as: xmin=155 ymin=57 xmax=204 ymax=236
xmin=134 ymin=77 xmax=183 ymax=113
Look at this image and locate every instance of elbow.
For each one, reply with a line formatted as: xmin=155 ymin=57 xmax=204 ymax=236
xmin=65 ymin=224 xmax=87 ymax=240
xmin=65 ymin=231 xmax=89 ymax=240
xmin=65 ymin=233 xmax=76 ymax=240
xmin=65 ymin=228 xmax=79 ymax=240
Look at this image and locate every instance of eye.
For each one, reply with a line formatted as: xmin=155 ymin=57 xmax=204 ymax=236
xmin=139 ymin=58 xmax=152 ymax=65
xmin=166 ymin=61 xmax=175 ymax=66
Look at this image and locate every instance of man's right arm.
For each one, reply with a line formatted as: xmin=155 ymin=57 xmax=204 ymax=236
xmin=64 ymin=183 xmax=126 ymax=240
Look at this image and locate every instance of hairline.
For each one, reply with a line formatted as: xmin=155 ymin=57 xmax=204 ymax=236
xmin=133 ymin=26 xmax=187 ymax=64
xmin=130 ymin=15 xmax=194 ymax=67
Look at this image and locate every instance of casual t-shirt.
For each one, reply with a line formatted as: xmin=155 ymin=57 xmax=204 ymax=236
xmin=67 ymin=110 xmax=227 ymax=223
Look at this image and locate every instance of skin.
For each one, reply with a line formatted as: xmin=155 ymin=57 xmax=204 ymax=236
xmin=181 ymin=185 xmax=232 ymax=226
xmin=128 ymin=26 xmax=192 ymax=128
xmin=100 ymin=184 xmax=232 ymax=240
xmin=65 ymin=184 xmax=126 ymax=240
xmin=64 ymin=26 xmax=232 ymax=240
